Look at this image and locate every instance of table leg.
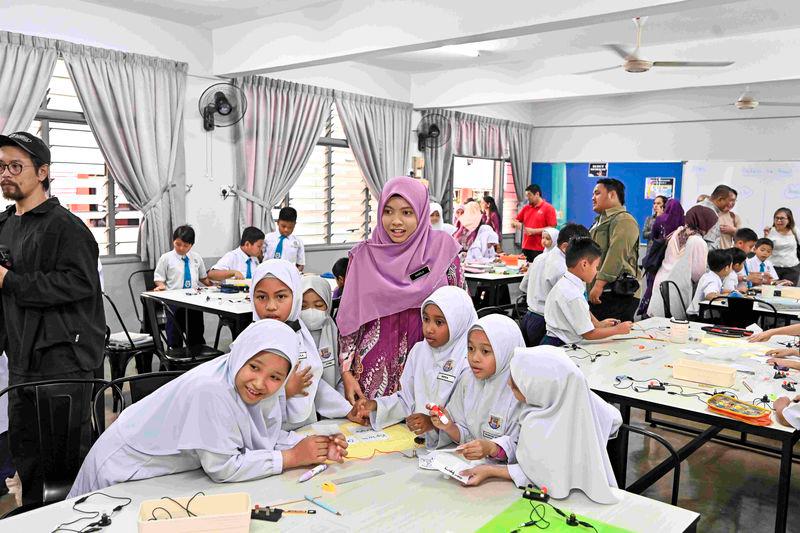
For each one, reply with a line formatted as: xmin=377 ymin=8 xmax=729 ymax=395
xmin=775 ymin=437 xmax=794 ymax=533
xmin=233 ymin=315 xmax=253 ymax=340
xmin=608 ymin=404 xmax=631 ymax=488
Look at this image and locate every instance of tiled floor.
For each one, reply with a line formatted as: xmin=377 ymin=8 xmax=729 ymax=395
xmin=2 ymin=353 xmax=800 ymax=531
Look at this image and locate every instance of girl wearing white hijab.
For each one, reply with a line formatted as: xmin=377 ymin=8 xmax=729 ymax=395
xmin=465 ymin=224 xmax=500 ymax=262
xmin=68 ymin=320 xmax=347 ymax=497
xmin=460 ymin=346 xmax=621 ymax=505
xmin=353 ymin=286 xmax=477 ymax=447
xmin=431 ymin=314 xmax=524 ymax=462
xmin=301 ymin=276 xmax=342 ymax=391
xmin=430 ymin=202 xmax=457 ymax=235
xmin=251 ymin=261 xmax=349 ymax=430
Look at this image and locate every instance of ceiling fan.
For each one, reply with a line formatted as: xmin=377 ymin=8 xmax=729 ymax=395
xmin=577 ymin=17 xmax=735 ymax=74
xmin=702 ymin=87 xmax=800 ymax=110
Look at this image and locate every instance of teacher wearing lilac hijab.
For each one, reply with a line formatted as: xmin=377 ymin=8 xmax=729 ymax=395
xmin=338 ymin=177 xmax=464 ymax=407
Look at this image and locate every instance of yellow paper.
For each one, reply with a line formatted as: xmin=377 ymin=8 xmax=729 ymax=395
xmin=701 ymin=337 xmax=746 ymax=348
xmin=339 ymin=422 xmax=419 ymax=460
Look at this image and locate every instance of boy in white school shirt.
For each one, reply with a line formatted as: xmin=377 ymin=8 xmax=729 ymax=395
xmin=520 ymin=223 xmax=589 ymax=346
xmin=744 ymin=238 xmax=792 ymax=287
xmin=264 ymin=207 xmax=305 ymax=272
xmin=153 ymin=225 xmax=211 ymax=347
xmin=687 ymin=249 xmax=732 ymax=319
xmin=541 ymin=237 xmax=632 ymax=347
xmin=722 ymin=247 xmax=747 ymax=294
xmin=208 ymin=226 xmax=265 ymax=282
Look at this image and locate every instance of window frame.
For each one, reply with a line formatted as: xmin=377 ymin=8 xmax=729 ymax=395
xmin=448 ymin=155 xmax=518 ymax=238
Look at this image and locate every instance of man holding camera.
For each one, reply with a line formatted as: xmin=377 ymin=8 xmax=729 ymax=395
xmin=0 ymin=132 xmax=105 ymax=504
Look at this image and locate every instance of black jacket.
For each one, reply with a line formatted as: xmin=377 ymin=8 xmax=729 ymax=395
xmin=0 ymin=197 xmax=105 ymax=375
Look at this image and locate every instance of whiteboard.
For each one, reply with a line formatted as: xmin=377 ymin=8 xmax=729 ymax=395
xmin=681 ymin=161 xmax=800 ymax=232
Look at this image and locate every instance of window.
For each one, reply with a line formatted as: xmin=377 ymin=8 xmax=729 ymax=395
xmin=30 ymin=59 xmax=140 ymax=256
xmin=283 ymin=104 xmax=378 ymax=245
xmin=452 ymin=156 xmax=517 ymax=234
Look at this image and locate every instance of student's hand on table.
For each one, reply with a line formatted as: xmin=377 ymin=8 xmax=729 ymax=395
xmin=460 ymin=465 xmax=494 ymax=487
xmin=614 ymin=321 xmax=633 ymax=335
xmin=285 ymin=366 xmax=312 ymax=397
xmin=342 ymin=372 xmax=364 ymax=404
xmin=326 ymin=434 xmax=348 ymax=463
xmin=429 ymin=407 xmax=454 ymax=432
xmin=748 ymin=330 xmax=774 ymax=342
xmin=746 ymin=273 xmax=764 ymax=284
xmin=406 ymin=413 xmax=434 ymax=435
xmin=288 ymin=435 xmax=330 ymax=467
xmin=457 ymin=439 xmax=498 ymax=460
xmin=599 ymin=318 xmax=619 ymax=328
xmin=767 ymin=349 xmax=800 ymax=359
xmin=776 ymin=279 xmax=794 ymax=286
xmin=153 ymin=285 xmax=166 ymax=291
xmin=774 ymin=396 xmax=791 ymax=412
xmin=588 ymin=284 xmax=603 ymax=305
xmin=231 ymin=271 xmax=245 ymax=280
xmin=354 ymin=399 xmax=377 ymax=421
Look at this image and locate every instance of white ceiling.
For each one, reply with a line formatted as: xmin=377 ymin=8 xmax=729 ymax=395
xmin=79 ymin=0 xmax=340 ymax=29
xmin=361 ymin=0 xmax=800 ymax=74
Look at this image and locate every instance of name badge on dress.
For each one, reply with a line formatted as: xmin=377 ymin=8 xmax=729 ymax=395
xmin=436 ymin=372 xmax=455 ymax=383
xmin=410 ymin=265 xmax=430 ymax=281
xmin=320 ymin=347 xmax=334 ymax=368
xmin=298 ymin=351 xmax=307 ymax=361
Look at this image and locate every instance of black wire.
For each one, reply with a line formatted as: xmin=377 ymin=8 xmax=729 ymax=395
xmin=567 ymin=344 xmax=612 ymax=363
xmin=52 ymin=492 xmax=133 ymax=533
xmin=147 ymin=491 xmax=205 ymax=521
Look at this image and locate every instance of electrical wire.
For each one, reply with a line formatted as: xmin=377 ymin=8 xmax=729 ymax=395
xmin=52 ymin=492 xmax=132 ymax=533
xmin=147 ymin=491 xmax=205 ymax=521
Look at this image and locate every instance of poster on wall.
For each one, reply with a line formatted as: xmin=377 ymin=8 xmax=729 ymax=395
xmin=588 ymin=163 xmax=607 ymax=177
xmin=645 ymin=177 xmax=675 ymax=199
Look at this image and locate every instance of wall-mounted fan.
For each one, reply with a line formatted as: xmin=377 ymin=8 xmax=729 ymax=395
xmin=198 ymin=83 xmax=247 ymax=131
xmin=416 ymin=112 xmax=451 ymax=151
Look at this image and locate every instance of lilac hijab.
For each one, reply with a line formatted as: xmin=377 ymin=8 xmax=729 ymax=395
xmin=337 ymin=177 xmax=461 ymax=336
xmin=652 ymin=198 xmax=685 ymax=241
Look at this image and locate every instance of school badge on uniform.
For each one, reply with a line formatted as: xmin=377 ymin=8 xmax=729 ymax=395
xmin=320 ymin=347 xmax=331 ymax=359
xmin=442 ymin=359 xmax=454 ymax=373
xmin=488 ymin=415 xmax=502 ymax=430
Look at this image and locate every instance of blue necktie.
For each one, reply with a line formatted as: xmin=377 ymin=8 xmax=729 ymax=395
xmin=182 ymin=256 xmax=192 ymax=289
xmin=744 ymin=262 xmax=752 ymax=289
xmin=246 ymin=258 xmax=252 ymax=279
xmin=274 ymin=235 xmax=287 ymax=259
xmin=760 ymin=262 xmax=766 ymax=273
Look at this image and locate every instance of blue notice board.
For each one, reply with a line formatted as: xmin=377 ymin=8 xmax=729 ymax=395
xmin=531 ymin=162 xmax=683 ymax=240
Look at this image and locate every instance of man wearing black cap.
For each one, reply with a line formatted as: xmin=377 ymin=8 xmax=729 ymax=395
xmin=0 ymin=132 xmax=105 ymax=505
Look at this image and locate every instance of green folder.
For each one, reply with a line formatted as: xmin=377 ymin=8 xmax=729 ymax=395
xmin=476 ymin=498 xmax=634 ymax=533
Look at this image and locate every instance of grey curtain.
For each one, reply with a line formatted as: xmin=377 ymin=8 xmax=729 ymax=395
xmin=234 ymin=76 xmax=333 ymax=234
xmin=61 ymin=43 xmax=187 ymax=267
xmin=0 ymin=31 xmax=58 ymax=133
xmin=507 ymin=122 xmax=535 ymax=203
xmin=335 ymin=93 xmax=412 ymax=198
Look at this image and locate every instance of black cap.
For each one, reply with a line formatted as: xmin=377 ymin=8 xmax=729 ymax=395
xmin=0 ymin=132 xmax=51 ymax=165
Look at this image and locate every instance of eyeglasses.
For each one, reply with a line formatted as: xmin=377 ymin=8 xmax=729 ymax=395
xmin=775 ymin=217 xmax=789 ymax=221
xmin=0 ymin=162 xmax=35 ymax=176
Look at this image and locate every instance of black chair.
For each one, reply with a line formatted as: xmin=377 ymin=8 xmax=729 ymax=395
xmin=102 ymin=293 xmax=155 ymax=411
xmin=617 ymin=423 xmax=681 ymax=506
xmin=93 ymin=371 xmax=184 ymax=434
xmin=659 ymin=280 xmax=688 ymax=319
xmin=0 ymin=378 xmax=115 ymax=505
xmin=143 ymin=296 xmax=224 ymax=371
xmin=477 ymin=306 xmax=511 ymax=318
xmin=128 ymin=269 xmax=156 ymax=333
xmin=704 ymin=295 xmax=780 ymax=329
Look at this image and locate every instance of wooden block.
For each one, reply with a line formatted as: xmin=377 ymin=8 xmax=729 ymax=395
xmin=672 ymin=358 xmax=736 ymax=388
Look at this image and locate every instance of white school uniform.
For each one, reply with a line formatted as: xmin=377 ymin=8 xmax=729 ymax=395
xmin=250 ymin=260 xmax=346 ymax=430
xmin=521 ymin=248 xmax=567 ymax=314
xmin=211 ymin=247 xmax=260 ymax=278
xmin=508 ymin=346 xmax=621 ymax=504
xmin=441 ymin=314 xmax=524 ymax=459
xmin=688 ymin=270 xmax=724 ymax=316
xmin=782 ymin=401 xmax=800 ymax=429
xmin=722 ymin=270 xmax=745 ymax=293
xmin=68 ymin=320 xmax=302 ymax=497
xmin=544 ymin=272 xmax=594 ymax=344
xmin=153 ymin=249 xmax=207 ymax=290
xmin=371 ymin=286 xmax=477 ymax=446
xmin=430 ymin=202 xmax=457 ymax=235
xmin=744 ymin=256 xmax=780 ymax=283
xmin=465 ymin=225 xmax=499 ymax=262
xmin=264 ymin=231 xmax=305 ymax=266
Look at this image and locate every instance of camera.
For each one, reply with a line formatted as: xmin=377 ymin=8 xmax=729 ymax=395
xmin=0 ymin=245 xmax=11 ymax=270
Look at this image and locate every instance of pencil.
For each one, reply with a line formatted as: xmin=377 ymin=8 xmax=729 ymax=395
xmin=743 ymin=381 xmax=753 ymax=393
xmin=305 ymin=495 xmax=342 ymax=516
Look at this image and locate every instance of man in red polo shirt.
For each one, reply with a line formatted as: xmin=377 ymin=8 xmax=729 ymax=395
xmin=512 ymin=184 xmax=558 ymax=262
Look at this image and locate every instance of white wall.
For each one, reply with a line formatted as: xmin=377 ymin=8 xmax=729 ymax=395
xmin=532 ymin=116 xmax=800 ymax=162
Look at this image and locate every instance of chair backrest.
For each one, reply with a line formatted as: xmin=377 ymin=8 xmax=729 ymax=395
xmin=0 ymin=378 xmax=113 ymax=504
xmin=514 ymin=294 xmax=527 ymax=320
xmin=477 ymin=306 xmax=508 ymax=318
xmin=142 ymin=295 xmax=188 ymax=360
xmin=128 ymin=269 xmax=155 ymax=329
xmin=708 ymin=296 xmax=756 ymax=328
xmin=102 ymin=292 xmax=136 ymax=349
xmin=93 ymin=371 xmax=184 ymax=434
xmin=330 ymin=298 xmax=341 ymax=320
xmin=659 ymin=280 xmax=687 ymax=319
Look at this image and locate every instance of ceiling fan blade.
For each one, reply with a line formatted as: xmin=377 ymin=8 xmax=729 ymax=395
xmin=756 ymin=101 xmax=800 ymax=107
xmin=651 ymin=60 xmax=734 ymax=67
xmin=690 ymin=104 xmax=735 ymax=109
xmin=603 ymin=44 xmax=632 ymax=59
xmin=574 ymin=65 xmax=621 ymax=75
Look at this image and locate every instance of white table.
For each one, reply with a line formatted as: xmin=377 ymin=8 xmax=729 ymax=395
xmin=6 ymin=437 xmax=699 ymax=532
xmin=571 ymin=317 xmax=799 ymax=533
xmin=699 ymin=296 xmax=800 ymax=323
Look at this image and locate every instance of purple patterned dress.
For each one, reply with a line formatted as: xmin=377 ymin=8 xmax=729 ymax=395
xmin=339 ymin=258 xmax=465 ymax=399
